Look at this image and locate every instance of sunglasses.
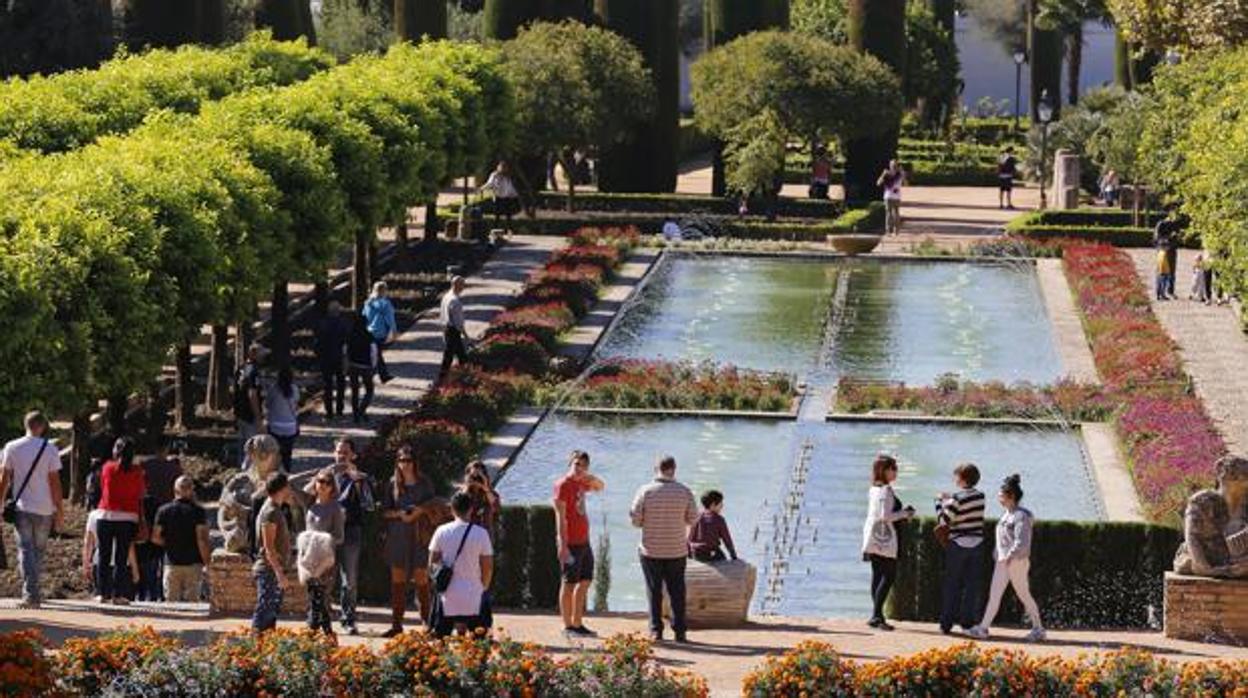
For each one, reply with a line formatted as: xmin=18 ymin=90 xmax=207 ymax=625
xmin=316 ymin=479 xmax=333 ymax=486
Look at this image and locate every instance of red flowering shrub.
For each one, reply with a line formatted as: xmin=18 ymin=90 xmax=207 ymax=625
xmin=420 ymin=383 xmax=506 ymax=433
xmin=836 ymin=377 xmax=1114 ymax=422
xmin=441 ymin=366 xmax=538 ymax=412
xmin=1117 ymin=395 xmax=1227 ymax=522
xmin=570 ymin=225 xmax=641 ymax=253
xmin=559 ymin=359 xmax=797 ymax=412
xmin=550 ymin=244 xmax=621 ymax=272
xmin=471 ymin=331 xmax=551 ymax=376
xmin=487 ymin=301 xmax=576 ymax=351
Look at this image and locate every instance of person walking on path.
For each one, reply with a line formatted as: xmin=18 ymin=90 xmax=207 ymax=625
xmin=0 ymin=411 xmax=63 ymax=608
xmin=152 ymin=476 xmax=210 ymax=603
xmin=937 ymin=463 xmax=987 ymax=635
xmin=439 ymin=276 xmax=470 ymax=382
xmin=316 ymin=301 xmax=349 ymax=419
xmin=997 ymin=147 xmax=1019 ymax=209
xmin=480 ymin=161 xmax=521 ymax=233
xmin=264 ymin=367 xmax=300 ymax=471
xmin=234 ymin=344 xmax=266 ymax=458
xmin=97 ymin=437 xmax=147 ymax=605
xmin=302 ymin=467 xmax=344 ymax=635
xmin=328 ymin=437 xmax=373 ymax=635
xmin=428 ymin=491 xmax=494 ymax=638
xmin=382 ymin=446 xmax=439 ymax=637
xmin=553 ymin=450 xmax=605 ymax=638
xmin=688 ymin=490 xmax=737 ymax=563
xmin=1154 ymin=215 xmax=1182 ymax=300
xmin=630 ymin=455 xmax=698 ymax=644
xmin=861 ymin=454 xmax=915 ymax=630
xmin=253 ymin=472 xmax=296 ymax=634
xmin=877 ymin=160 xmax=906 ymax=235
xmin=345 ymin=313 xmax=377 ymax=424
xmin=363 ymin=281 xmax=397 ymax=384
xmin=969 ymin=474 xmax=1046 ymax=642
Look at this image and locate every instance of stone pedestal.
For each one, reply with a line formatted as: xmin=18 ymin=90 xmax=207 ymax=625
xmin=209 ymin=550 xmax=308 ymax=616
xmin=1164 ymin=572 xmax=1248 ymax=646
xmin=663 ymin=559 xmax=757 ymax=629
xmin=1051 ymin=149 xmax=1081 ymax=210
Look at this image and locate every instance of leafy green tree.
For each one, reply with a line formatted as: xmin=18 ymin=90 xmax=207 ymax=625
xmin=905 ymin=2 xmax=960 ymax=130
xmin=693 ymin=30 xmax=901 ymax=203
xmin=1109 ymin=0 xmax=1248 ymax=51
xmin=503 ymin=21 xmax=654 ymax=209
xmin=791 ymin=0 xmax=847 ymax=43
xmin=0 ymin=0 xmax=113 ymax=77
xmin=1039 ymin=0 xmax=1108 ymax=105
xmin=319 ymin=0 xmax=396 ymax=59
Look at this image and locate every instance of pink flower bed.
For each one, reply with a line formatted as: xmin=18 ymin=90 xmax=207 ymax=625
xmin=835 ymin=377 xmax=1114 ymax=422
xmin=1062 ymin=242 xmax=1227 ymax=523
xmin=560 ymin=358 xmax=797 ymax=413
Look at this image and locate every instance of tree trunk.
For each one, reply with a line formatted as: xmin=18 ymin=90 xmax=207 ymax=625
xmin=1027 ymin=0 xmax=1062 ymax=122
xmin=271 ymin=280 xmax=291 ymax=375
xmin=711 ymin=143 xmax=727 ymax=197
xmin=255 ymin=0 xmax=314 ymax=42
xmin=174 ymin=342 xmax=193 ymax=429
xmin=844 ymin=0 xmax=905 ymax=203
xmin=235 ymin=321 xmax=253 ymax=371
xmin=69 ymin=413 xmax=90 ymax=505
xmin=352 ymin=230 xmax=370 ymax=309
xmin=1114 ymin=29 xmax=1133 ymax=89
xmin=107 ymin=392 xmax=129 ymax=439
xmin=423 ymin=202 xmax=438 ymax=243
xmin=395 ymin=0 xmax=448 ymax=41
xmin=198 ymin=0 xmax=227 ymax=44
xmin=207 ymin=324 xmax=232 ymax=412
xmin=1066 ymin=25 xmax=1082 ymax=106
xmin=144 ymin=383 xmax=165 ymax=452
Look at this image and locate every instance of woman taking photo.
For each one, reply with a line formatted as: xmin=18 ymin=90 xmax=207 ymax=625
xmin=97 ymin=437 xmax=147 ymax=605
xmin=462 ymin=460 xmax=501 ymax=533
xmin=861 ymin=454 xmax=914 ymax=630
xmin=382 ymin=446 xmax=439 ymax=637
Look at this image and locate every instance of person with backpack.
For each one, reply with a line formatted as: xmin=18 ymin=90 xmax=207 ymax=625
xmin=0 ymin=411 xmax=63 ymax=609
xmin=997 ymin=147 xmax=1019 ymax=209
xmin=427 ymin=491 xmax=494 ymax=638
xmin=235 ymin=344 xmax=267 ymax=462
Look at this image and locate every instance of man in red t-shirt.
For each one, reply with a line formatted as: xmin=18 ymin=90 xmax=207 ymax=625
xmin=552 ymin=450 xmax=604 ymax=637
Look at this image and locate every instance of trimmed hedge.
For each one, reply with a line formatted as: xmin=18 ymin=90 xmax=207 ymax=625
xmin=1007 ymin=208 xmax=1166 ymax=229
xmin=1005 ymin=226 xmax=1161 ymax=248
xmin=888 ymin=518 xmax=1181 ymax=628
xmin=530 ymin=191 xmax=845 ymax=218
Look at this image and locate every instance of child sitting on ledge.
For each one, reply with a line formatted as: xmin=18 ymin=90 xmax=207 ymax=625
xmin=688 ymin=490 xmax=738 ymax=563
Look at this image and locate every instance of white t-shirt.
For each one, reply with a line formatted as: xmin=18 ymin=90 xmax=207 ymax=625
xmin=428 ymin=519 xmax=493 ymax=617
xmin=1 ymin=435 xmax=61 ymax=516
xmin=264 ymin=382 xmax=301 ymax=437
xmin=440 ymin=290 xmax=465 ymax=331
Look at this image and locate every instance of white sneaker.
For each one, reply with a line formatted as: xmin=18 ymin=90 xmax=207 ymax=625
xmin=1026 ymin=627 xmax=1047 ymax=643
xmin=967 ymin=625 xmax=989 ymax=639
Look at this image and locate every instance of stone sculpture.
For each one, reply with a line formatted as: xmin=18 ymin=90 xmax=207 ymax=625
xmin=218 ymin=434 xmax=283 ymax=555
xmin=1174 ymin=456 xmax=1248 ymax=578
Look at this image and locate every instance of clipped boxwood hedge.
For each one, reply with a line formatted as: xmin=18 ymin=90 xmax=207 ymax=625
xmin=888 ymin=518 xmax=1181 ymax=629
xmin=1005 ymin=225 xmax=1164 ymax=248
xmin=1008 ymin=208 xmax=1166 ymax=229
xmin=529 ymin=191 xmax=844 ymax=219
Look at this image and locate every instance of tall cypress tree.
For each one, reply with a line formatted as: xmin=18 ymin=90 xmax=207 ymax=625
xmin=395 ymin=0 xmax=448 ymax=40
xmin=594 ymin=0 xmax=679 ymax=192
xmin=256 ymin=0 xmax=316 ymax=44
xmin=703 ymin=0 xmax=789 ymax=196
xmin=483 ymin=0 xmax=542 ymax=39
xmin=1027 ymin=0 xmax=1061 ymax=122
xmin=843 ymin=0 xmax=905 ymax=203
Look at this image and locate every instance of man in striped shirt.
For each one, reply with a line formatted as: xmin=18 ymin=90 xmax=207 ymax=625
xmin=630 ymin=456 xmax=698 ymax=643
xmin=937 ymin=463 xmax=987 ymax=634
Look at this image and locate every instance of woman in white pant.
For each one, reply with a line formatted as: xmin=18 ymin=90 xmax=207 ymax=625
xmin=968 ymin=474 xmax=1046 ymax=642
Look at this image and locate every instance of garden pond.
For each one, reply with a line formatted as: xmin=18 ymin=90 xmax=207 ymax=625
xmin=499 ymin=254 xmax=1102 ymax=618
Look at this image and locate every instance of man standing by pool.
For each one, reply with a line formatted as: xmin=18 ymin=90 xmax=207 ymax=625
xmin=630 ymin=455 xmax=698 ymax=643
xmin=553 ymin=450 xmax=604 ymax=637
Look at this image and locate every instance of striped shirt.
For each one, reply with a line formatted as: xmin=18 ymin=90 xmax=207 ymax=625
xmin=630 ymin=476 xmax=698 ymax=559
xmin=939 ymin=488 xmax=985 ymax=547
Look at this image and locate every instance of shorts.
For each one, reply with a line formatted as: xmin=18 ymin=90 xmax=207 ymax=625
xmin=561 ymin=543 xmax=594 ymax=584
xmin=998 ymin=176 xmax=1013 ymax=192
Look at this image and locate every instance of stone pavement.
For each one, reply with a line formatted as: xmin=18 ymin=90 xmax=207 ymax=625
xmin=290 ymin=235 xmax=562 ymax=474
xmin=1128 ymin=248 xmax=1248 ymax=453
xmin=2 ymin=601 xmax=1245 ymax=697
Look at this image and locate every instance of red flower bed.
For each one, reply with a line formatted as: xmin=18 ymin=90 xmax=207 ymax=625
xmin=470 ymin=331 xmax=551 ymax=376
xmin=558 ymin=359 xmax=798 ymax=413
xmin=570 ymin=225 xmax=641 ymax=253
xmin=486 ymin=301 xmax=576 ymax=351
xmin=549 ymin=244 xmax=621 ymax=271
xmin=1062 ymin=242 xmax=1227 ymax=524
xmin=835 ymin=377 xmax=1114 ymax=422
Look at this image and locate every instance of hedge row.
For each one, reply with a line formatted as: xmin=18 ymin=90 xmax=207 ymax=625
xmin=888 ymin=518 xmax=1181 ymax=628
xmin=723 ymin=202 xmax=886 ymax=240
xmin=1004 ymin=209 xmax=1182 ymax=248
xmin=0 ymin=33 xmax=332 ymax=154
xmin=903 ymin=115 xmax=1029 ymax=145
xmin=492 ymin=505 xmax=561 ymax=609
xmin=1009 ymin=208 xmax=1166 ymax=229
xmin=782 ymin=161 xmax=1000 ymax=187
xmin=1005 ymin=225 xmax=1159 ymax=247
xmin=0 ymin=41 xmax=514 ymax=435
xmin=530 ymin=191 xmax=845 ymax=218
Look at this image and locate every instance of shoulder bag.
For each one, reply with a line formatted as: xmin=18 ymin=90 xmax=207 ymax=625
xmin=4 ymin=439 xmax=50 ymax=524
xmin=433 ymin=522 xmax=474 ymax=593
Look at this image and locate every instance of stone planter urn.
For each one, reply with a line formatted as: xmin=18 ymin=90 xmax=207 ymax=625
xmin=662 ymin=558 xmax=757 ymax=629
xmin=828 ymin=234 xmax=883 ymax=256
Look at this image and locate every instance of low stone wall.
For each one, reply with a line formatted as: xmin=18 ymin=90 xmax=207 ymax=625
xmin=663 ymin=559 xmax=757 ymax=629
xmin=208 ymin=550 xmax=308 ymax=616
xmin=1164 ymin=572 xmax=1248 ymax=646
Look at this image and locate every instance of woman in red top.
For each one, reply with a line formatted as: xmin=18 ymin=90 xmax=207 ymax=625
xmin=97 ymin=437 xmax=146 ymax=604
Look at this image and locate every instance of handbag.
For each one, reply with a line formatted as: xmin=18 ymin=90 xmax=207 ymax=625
xmin=433 ymin=522 xmax=474 ymax=593
xmin=3 ymin=439 xmax=49 ymax=524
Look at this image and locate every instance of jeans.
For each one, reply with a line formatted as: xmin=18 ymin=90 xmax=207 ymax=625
xmin=979 ymin=558 xmax=1043 ymax=629
xmin=307 ymin=579 xmax=332 ymax=633
xmin=97 ymin=519 xmax=137 ymax=601
xmin=14 ymin=511 xmax=52 ymax=602
xmin=349 ymin=370 xmax=374 ymax=422
xmin=136 ymin=543 xmax=163 ymax=601
xmin=372 ymin=337 xmax=392 ymax=382
xmin=1165 ymin=249 xmax=1178 ymax=296
xmin=640 ymin=555 xmax=687 ymax=635
xmin=338 ymin=528 xmax=362 ymax=626
xmin=253 ymin=569 xmax=283 ymax=632
xmin=269 ymin=430 xmax=296 ymax=472
xmin=941 ymin=541 xmax=985 ymax=632
xmin=868 ymin=553 xmax=897 ymax=622
xmin=439 ymin=327 xmax=469 ymax=379
xmin=321 ymin=365 xmax=345 ymax=417
xmin=1156 ymin=273 xmax=1173 ymax=300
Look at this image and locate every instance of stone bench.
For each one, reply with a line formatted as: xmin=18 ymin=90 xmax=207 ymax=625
xmin=1164 ymin=572 xmax=1248 ymax=646
xmin=208 ymin=550 xmax=309 ymax=616
xmin=663 ymin=559 xmax=757 ymax=629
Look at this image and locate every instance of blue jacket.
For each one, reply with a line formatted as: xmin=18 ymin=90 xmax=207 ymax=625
xmin=362 ymin=296 xmax=396 ymax=341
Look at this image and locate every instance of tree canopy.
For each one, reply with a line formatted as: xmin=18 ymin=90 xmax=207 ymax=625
xmin=1108 ymin=0 xmax=1248 ymax=51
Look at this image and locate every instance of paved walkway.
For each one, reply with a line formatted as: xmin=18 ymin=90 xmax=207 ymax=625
xmin=1128 ymin=248 xmax=1248 ymax=453
xmin=291 ymin=235 xmax=562 ymax=473
xmin=1 ymin=602 xmax=1244 ymax=697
